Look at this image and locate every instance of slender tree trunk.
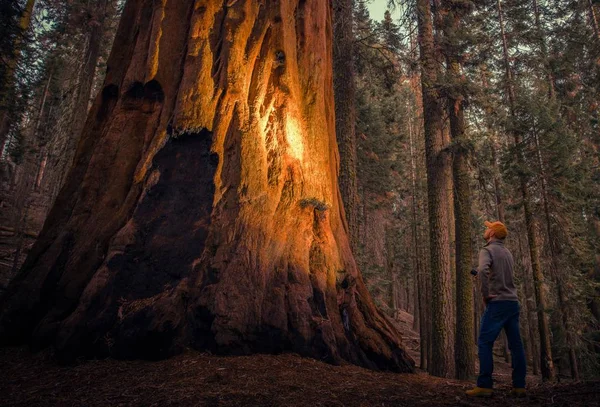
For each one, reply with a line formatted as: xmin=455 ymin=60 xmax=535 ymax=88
xmin=589 ymin=0 xmax=600 ymax=40
xmin=590 ymin=217 xmax=600 ymax=325
xmin=450 ymin=97 xmax=475 ymax=380
xmin=532 ymin=128 xmax=579 ymax=379
xmin=0 ymin=0 xmax=414 ymax=372
xmin=517 ymin=95 xmax=555 ymax=382
xmin=10 ymin=72 xmax=52 ymax=275
xmin=473 ymin=268 xmax=481 ymax=345
xmin=490 ymin=140 xmax=505 ymax=223
xmin=53 ymin=0 xmax=111 ymax=195
xmin=515 ymin=240 xmax=533 ymax=373
xmin=480 ymin=67 xmax=506 ymax=224
xmin=391 ymin=270 xmax=399 ymax=315
xmin=447 ymin=171 xmax=456 ymax=329
xmin=409 ymin=107 xmax=422 ymax=330
xmin=333 ymin=0 xmax=359 ymax=253
xmin=426 ymin=262 xmax=433 ymax=369
xmin=417 ymin=0 xmax=454 ymax=378
xmin=532 ymin=0 xmax=556 ymax=99
xmin=497 ymin=0 xmax=555 ymax=381
xmin=441 ymin=1 xmax=475 ymax=380
xmin=413 ymin=274 xmax=420 ymax=330
xmin=407 ymin=30 xmax=426 ymax=356
xmin=517 ymin=230 xmax=540 ymax=375
xmin=0 ymin=0 xmax=35 ymax=154
xmin=531 ymin=1 xmax=578 ymax=378
xmin=418 ymin=265 xmax=427 ymax=369
xmin=386 ymin=229 xmax=399 ymax=317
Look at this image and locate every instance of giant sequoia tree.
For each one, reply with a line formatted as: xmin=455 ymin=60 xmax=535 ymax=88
xmin=0 ymin=0 xmax=414 ymax=372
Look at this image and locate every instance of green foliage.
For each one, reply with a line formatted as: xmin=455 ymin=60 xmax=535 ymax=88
xmin=354 ymin=2 xmax=407 ymax=204
xmin=1 ymin=0 xmax=121 ymax=162
xmin=351 ymin=3 xmax=428 ymax=317
xmin=464 ymin=0 xmax=600 ymax=377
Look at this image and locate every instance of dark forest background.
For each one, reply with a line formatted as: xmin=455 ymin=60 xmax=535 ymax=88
xmin=1 ymin=0 xmax=599 ymax=381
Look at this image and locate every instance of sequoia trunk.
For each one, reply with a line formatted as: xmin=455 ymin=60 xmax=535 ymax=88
xmin=0 ymin=0 xmax=414 ymax=372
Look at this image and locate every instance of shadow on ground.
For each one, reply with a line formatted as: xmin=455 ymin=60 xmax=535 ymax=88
xmin=1 ymin=347 xmax=598 ymax=407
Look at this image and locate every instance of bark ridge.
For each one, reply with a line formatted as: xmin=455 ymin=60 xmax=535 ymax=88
xmin=0 ymin=0 xmax=414 ymax=373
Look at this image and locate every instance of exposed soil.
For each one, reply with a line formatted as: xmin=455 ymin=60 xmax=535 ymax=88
xmin=1 ymin=347 xmax=598 ymax=407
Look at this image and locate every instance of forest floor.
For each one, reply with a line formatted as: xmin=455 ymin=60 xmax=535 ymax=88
xmin=1 ymin=347 xmax=598 ymax=407
xmin=1 ymin=312 xmax=598 ymax=407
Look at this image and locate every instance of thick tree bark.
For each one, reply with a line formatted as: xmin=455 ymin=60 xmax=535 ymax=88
xmin=497 ymin=0 xmax=555 ymax=381
xmin=417 ymin=0 xmax=454 ymax=378
xmin=449 ymin=77 xmax=475 ymax=380
xmin=441 ymin=0 xmax=475 ymax=380
xmin=0 ymin=0 xmax=414 ymax=372
xmin=332 ymin=0 xmax=359 ymax=253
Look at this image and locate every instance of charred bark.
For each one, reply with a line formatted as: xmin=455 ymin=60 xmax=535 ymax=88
xmin=0 ymin=0 xmax=414 ymax=372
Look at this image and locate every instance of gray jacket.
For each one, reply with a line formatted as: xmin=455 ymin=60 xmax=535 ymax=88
xmin=478 ymin=239 xmax=518 ymax=302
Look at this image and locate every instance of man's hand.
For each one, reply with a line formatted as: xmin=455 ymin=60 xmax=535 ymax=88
xmin=483 ymin=295 xmax=498 ymax=305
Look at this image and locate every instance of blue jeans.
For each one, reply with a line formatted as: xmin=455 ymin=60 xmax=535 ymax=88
xmin=477 ymin=300 xmax=526 ymax=389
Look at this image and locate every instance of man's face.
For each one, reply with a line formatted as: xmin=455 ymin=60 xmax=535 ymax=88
xmin=483 ymin=228 xmax=494 ymax=241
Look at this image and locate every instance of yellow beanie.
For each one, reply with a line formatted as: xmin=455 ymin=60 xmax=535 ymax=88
xmin=485 ymin=221 xmax=508 ymax=239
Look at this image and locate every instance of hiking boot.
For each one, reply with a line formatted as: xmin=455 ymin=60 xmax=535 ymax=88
xmin=511 ymin=388 xmax=526 ymax=398
xmin=465 ymin=387 xmax=493 ymax=397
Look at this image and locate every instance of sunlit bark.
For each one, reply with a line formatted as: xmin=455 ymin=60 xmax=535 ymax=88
xmin=0 ymin=0 xmax=414 ymax=372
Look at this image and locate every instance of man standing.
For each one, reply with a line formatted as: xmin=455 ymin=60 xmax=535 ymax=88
xmin=466 ymin=221 xmax=527 ymax=398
